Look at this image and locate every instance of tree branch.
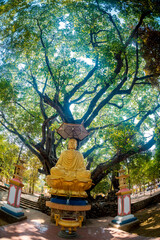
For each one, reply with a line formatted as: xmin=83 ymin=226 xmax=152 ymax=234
xmin=95 ymin=0 xmax=124 ymax=44
xmin=83 ymin=143 xmax=104 ymax=159
xmin=81 ymin=84 xmax=110 ymax=124
xmin=27 ymin=68 xmax=71 ymax=122
xmin=71 ymin=97 xmax=92 ymax=105
xmin=84 ymin=74 xmax=128 ymax=127
xmin=88 ymin=112 xmax=140 ymax=132
xmin=136 ymin=104 xmax=160 ymax=130
xmin=135 ymin=82 xmax=151 ymax=85
xmin=70 ymin=84 xmax=99 ymax=104
xmin=135 ymin=75 xmax=154 ymax=81
xmin=134 ymin=32 xmax=139 ymax=80
xmin=42 ymin=76 xmax=48 ymax=95
xmin=36 ymin=18 xmax=59 ymax=95
xmin=40 ymin=97 xmax=48 ymax=120
xmin=64 ymin=56 xmax=98 ymax=102
xmin=42 ymin=94 xmax=68 ymax=122
xmin=108 ymin=100 xmax=124 ymax=109
xmin=86 ymin=156 xmax=94 ymax=170
xmin=36 ymin=114 xmax=58 ymax=148
xmin=0 ymin=112 xmax=52 ymax=174
xmin=125 ymin=11 xmax=151 ymax=47
xmin=0 ymin=120 xmax=16 ymax=135
xmin=15 ymin=102 xmax=36 ymax=118
xmin=27 ymin=69 xmax=48 ymax=120
xmin=0 ymin=114 xmax=42 ymax=160
xmin=91 ymin=135 xmax=155 ymax=188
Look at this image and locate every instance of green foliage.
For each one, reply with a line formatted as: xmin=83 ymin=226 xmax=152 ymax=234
xmin=0 ymin=135 xmax=19 ymax=179
xmin=125 ymin=150 xmax=159 ymax=192
xmin=0 ymin=78 xmax=16 ymax=103
xmin=108 ymin=122 xmax=137 ymax=152
xmin=23 ymin=151 xmax=42 ymax=194
xmin=139 ymin=27 xmax=160 ymax=86
xmin=91 ymin=176 xmax=111 ymax=195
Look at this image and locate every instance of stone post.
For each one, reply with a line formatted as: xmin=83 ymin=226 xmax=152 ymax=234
xmin=1 ymin=160 xmax=27 ymax=221
xmin=110 ymin=167 xmax=139 ymax=231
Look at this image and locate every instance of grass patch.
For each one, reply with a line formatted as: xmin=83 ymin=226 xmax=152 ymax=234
xmin=128 ymin=203 xmax=160 ymax=238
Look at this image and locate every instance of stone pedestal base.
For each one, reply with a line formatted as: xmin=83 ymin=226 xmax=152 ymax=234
xmin=0 ymin=206 xmax=27 ymax=224
xmin=47 ymin=201 xmax=90 ymax=224
xmin=58 ymin=230 xmax=78 ymax=239
xmin=51 ymin=208 xmax=86 ymax=224
xmin=46 ymin=201 xmax=91 ymax=236
xmin=1 ymin=203 xmax=24 ymax=217
xmin=110 ymin=214 xmax=139 ymax=231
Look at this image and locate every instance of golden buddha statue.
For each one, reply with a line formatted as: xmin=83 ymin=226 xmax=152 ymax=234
xmin=46 ymin=139 xmax=92 ymax=198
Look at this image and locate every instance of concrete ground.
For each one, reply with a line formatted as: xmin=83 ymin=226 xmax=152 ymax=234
xmin=0 ymin=207 xmax=160 ymax=240
xmin=0 ymin=188 xmax=160 ymax=240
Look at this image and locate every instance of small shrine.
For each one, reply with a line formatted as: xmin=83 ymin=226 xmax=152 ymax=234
xmin=110 ymin=167 xmax=139 ymax=230
xmin=1 ymin=159 xmax=26 ymax=222
xmin=46 ymin=123 xmax=92 ymax=238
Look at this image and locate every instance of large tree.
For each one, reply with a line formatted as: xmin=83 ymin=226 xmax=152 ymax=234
xmin=0 ymin=0 xmax=160 ymax=190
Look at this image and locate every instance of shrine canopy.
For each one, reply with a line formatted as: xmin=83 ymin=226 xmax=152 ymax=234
xmin=57 ymin=123 xmax=89 ymax=141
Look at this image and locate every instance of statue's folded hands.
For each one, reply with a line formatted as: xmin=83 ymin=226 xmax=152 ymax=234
xmin=46 ymin=139 xmax=92 ymax=197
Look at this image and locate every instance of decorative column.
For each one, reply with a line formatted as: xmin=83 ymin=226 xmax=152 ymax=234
xmin=1 ymin=160 xmax=26 ymax=220
xmin=111 ymin=167 xmax=139 ymax=231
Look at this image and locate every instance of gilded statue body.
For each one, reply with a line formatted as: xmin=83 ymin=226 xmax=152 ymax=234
xmin=51 ymin=139 xmax=90 ymax=181
xmin=46 ymin=139 xmax=92 ymax=197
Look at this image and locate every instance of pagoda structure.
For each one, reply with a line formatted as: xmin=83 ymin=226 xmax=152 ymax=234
xmin=1 ymin=160 xmax=26 ymax=221
xmin=111 ymin=167 xmax=139 ymax=230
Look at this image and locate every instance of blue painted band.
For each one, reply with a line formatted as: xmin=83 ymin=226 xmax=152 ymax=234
xmin=112 ymin=217 xmax=137 ymax=225
xmin=1 ymin=206 xmax=24 ymax=217
xmin=51 ymin=196 xmax=87 ymax=206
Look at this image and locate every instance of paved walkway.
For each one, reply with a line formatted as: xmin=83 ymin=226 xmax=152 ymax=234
xmin=0 ymin=187 xmax=160 ymax=240
xmin=0 ymin=208 xmax=160 ymax=240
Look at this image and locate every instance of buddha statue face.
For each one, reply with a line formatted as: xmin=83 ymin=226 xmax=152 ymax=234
xmin=68 ymin=139 xmax=77 ymax=150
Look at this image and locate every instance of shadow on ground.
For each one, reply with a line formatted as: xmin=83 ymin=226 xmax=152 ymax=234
xmin=128 ymin=203 xmax=160 ymax=238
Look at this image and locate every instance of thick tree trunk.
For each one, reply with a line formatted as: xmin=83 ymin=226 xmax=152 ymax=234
xmin=32 ymin=182 xmax=34 ymax=195
xmin=111 ymin=171 xmax=119 ymax=191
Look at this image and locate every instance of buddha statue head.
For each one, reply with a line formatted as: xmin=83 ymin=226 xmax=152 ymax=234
xmin=68 ymin=138 xmax=77 ymax=150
